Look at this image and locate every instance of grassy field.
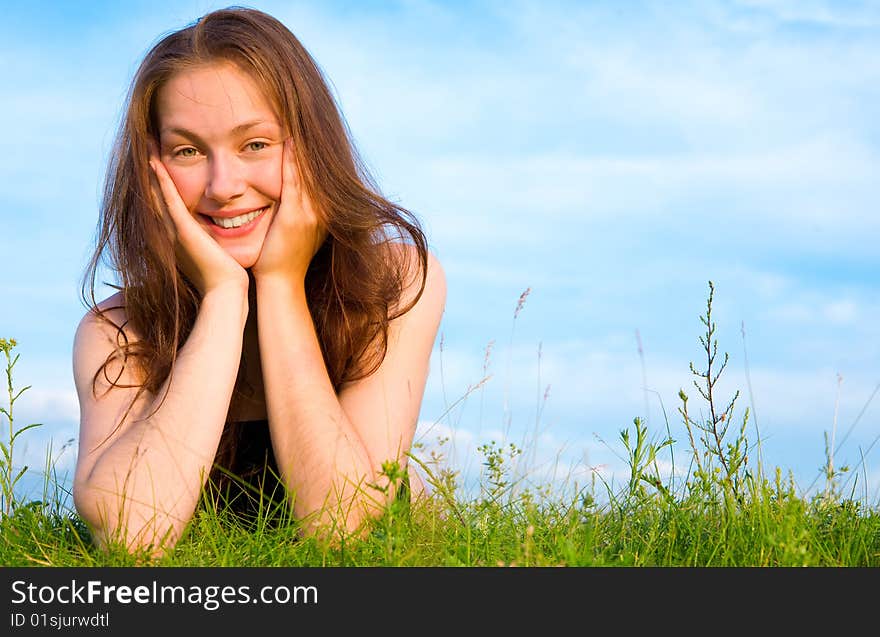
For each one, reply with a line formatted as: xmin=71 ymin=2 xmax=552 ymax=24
xmin=2 ymin=283 xmax=878 ymax=567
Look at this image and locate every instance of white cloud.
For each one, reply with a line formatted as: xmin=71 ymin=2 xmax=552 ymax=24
xmin=735 ymin=0 xmax=880 ymax=28
xmin=423 ymin=325 xmax=878 ymax=452
xmin=413 ymin=135 xmax=880 ymax=221
xmin=767 ymin=299 xmax=861 ymax=326
xmin=13 ymin=388 xmax=80 ymax=426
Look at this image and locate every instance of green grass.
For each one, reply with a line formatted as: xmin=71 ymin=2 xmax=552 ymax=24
xmin=2 ymin=458 xmax=878 ymax=567
xmin=2 ymin=283 xmax=878 ymax=567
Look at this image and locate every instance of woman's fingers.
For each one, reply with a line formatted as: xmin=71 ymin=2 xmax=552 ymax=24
xmin=148 ymin=153 xmax=190 ymax=241
xmin=279 ymin=137 xmax=310 ymax=220
xmin=252 ymin=138 xmax=325 ymax=281
xmin=279 ymin=138 xmax=325 ymax=253
xmin=148 ymin=151 xmax=219 ymax=257
xmin=146 ymin=149 xmax=247 ymax=295
xmin=281 ymin=137 xmax=299 ymax=197
xmin=148 ymin=173 xmax=178 ymax=246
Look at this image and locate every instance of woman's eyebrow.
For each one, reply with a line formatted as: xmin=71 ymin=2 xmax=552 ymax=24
xmin=160 ymin=119 xmax=280 ymax=140
xmin=229 ymin=119 xmax=280 ymax=135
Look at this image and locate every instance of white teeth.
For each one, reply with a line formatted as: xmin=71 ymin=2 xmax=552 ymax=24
xmin=211 ymin=208 xmax=265 ymax=229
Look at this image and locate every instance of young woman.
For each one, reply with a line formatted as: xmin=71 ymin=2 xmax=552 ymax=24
xmin=71 ymin=7 xmax=446 ymax=555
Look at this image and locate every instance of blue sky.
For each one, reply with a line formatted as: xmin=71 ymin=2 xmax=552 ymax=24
xmin=2 ymin=0 xmax=879 ymax=504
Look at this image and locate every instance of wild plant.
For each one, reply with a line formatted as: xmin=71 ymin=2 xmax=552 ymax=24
xmin=0 ymin=337 xmax=44 ymax=517
xmin=477 ymin=439 xmax=523 ymax=506
xmin=819 ymin=375 xmax=850 ymax=504
xmin=618 ymin=416 xmax=674 ymax=506
xmin=677 ymin=281 xmax=752 ymax=502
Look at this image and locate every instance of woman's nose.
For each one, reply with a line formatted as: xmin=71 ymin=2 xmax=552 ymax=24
xmin=204 ymin=153 xmax=246 ymax=203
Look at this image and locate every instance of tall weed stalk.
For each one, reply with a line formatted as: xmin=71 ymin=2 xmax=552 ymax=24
xmin=0 ymin=338 xmax=43 ymax=517
xmin=678 ymin=281 xmax=751 ymax=502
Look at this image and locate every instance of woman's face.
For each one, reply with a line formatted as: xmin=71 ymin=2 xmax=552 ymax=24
xmin=155 ymin=62 xmax=284 ymax=269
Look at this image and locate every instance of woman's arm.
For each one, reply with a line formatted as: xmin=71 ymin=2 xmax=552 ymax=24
xmin=72 ymin=282 xmax=249 ymax=554
xmin=256 ymin=247 xmax=446 ymax=537
xmin=251 ymin=141 xmax=446 ymax=537
xmin=73 ymin=150 xmax=252 ymax=555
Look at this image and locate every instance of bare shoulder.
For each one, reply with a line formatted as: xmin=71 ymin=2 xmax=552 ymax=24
xmin=388 ymin=242 xmax=447 ymax=318
xmin=72 ymin=291 xmax=142 ymax=391
xmin=74 ymin=292 xmax=131 ymax=350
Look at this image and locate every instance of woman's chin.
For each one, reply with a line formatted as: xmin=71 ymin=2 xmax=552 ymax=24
xmin=224 ymin=244 xmax=262 ymax=270
xmin=215 ymin=218 xmax=270 ymax=270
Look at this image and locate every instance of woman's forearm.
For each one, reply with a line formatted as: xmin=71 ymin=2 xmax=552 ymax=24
xmin=78 ymin=283 xmax=249 ymax=549
xmin=255 ymin=277 xmax=377 ymax=534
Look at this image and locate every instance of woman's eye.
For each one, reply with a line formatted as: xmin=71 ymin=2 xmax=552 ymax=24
xmin=246 ymin=141 xmax=268 ymax=152
xmin=175 ymin=147 xmax=199 ymax=158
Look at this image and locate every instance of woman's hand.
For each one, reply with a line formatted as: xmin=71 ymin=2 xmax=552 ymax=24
xmin=148 ymin=149 xmax=249 ymax=297
xmin=251 ymin=139 xmax=327 ymax=286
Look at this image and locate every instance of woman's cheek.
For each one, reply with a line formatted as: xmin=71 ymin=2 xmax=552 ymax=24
xmin=252 ymin=157 xmax=283 ymax=201
xmin=165 ymin=164 xmax=205 ymax=212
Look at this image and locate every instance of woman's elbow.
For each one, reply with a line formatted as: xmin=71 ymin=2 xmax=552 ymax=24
xmin=73 ymin=482 xmax=180 ymax=558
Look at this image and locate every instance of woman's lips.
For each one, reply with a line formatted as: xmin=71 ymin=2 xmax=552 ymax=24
xmin=200 ymin=206 xmax=270 ymax=238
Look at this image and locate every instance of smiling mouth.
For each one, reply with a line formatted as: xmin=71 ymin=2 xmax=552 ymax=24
xmin=204 ymin=206 xmax=269 ymax=229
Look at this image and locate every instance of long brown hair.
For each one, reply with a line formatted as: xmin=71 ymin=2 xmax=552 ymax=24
xmin=81 ymin=8 xmax=428 ymax=449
